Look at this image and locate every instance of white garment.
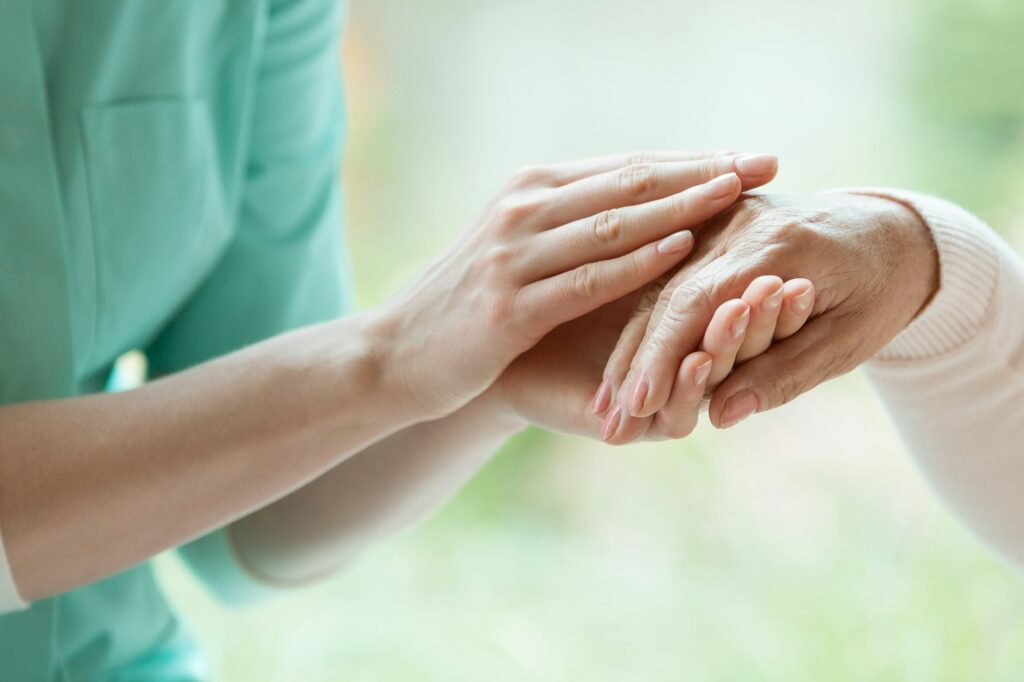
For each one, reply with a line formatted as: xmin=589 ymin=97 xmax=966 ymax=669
xmin=862 ymin=189 xmax=1024 ymax=569
xmin=0 ymin=528 xmax=26 ymax=612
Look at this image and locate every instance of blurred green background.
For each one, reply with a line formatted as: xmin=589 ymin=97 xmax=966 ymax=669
xmin=156 ymin=0 xmax=1024 ymax=679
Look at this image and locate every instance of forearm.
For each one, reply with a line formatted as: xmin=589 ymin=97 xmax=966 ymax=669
xmin=227 ymin=387 xmax=525 ymax=584
xmin=0 ymin=311 xmax=422 ymax=602
xmin=862 ymin=189 xmax=1024 ymax=567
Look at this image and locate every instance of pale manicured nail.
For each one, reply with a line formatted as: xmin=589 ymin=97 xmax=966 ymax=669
xmin=630 ymin=374 xmax=650 ymax=416
xmin=657 ymin=230 xmax=693 ymax=255
xmin=762 ymin=286 xmax=784 ymax=313
xmin=601 ymin=405 xmax=623 ymax=441
xmin=702 ymin=172 xmax=740 ymax=200
xmin=591 ymin=380 xmax=612 ymax=415
xmin=734 ymin=154 xmax=778 ymax=177
xmin=719 ymin=390 xmax=759 ymax=428
xmin=792 ymin=287 xmax=813 ymax=313
xmin=730 ymin=307 xmax=750 ymax=339
xmin=693 ymin=359 xmax=712 ymax=387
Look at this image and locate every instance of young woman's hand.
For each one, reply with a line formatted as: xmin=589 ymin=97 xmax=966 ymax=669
xmin=378 ymin=151 xmax=781 ymax=419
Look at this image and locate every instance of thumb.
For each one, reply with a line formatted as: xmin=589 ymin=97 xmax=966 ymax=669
xmin=707 ymin=314 xmax=855 ymax=428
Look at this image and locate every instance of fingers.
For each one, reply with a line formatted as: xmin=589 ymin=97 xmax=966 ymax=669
xmin=734 ymin=275 xmax=785 ymax=363
xmin=599 ymin=276 xmax=814 ymax=444
xmin=591 ymin=285 xmax=660 ymax=415
xmin=651 ymin=352 xmax=713 ymax=439
xmin=698 ymin=299 xmax=751 ymax=388
xmin=600 ymin=402 xmax=653 ymax=445
xmin=524 ymin=173 xmax=742 ymax=280
xmin=544 ymin=150 xmax=741 ymax=186
xmin=773 ymin=279 xmax=815 ymax=340
xmin=614 ymin=295 xmax=755 ymax=440
xmin=518 ymin=229 xmax=696 ymax=333
xmin=615 ymin=258 xmax=750 ymax=419
xmin=541 ymin=154 xmax=778 ymax=228
xmin=707 ymin=314 xmax=846 ymax=429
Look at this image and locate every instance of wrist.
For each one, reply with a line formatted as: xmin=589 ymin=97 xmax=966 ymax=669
xmin=366 ymin=301 xmax=527 ymax=434
xmin=841 ymin=188 xmax=1000 ymax=360
xmin=878 ymin=197 xmax=941 ymax=321
xmin=332 ymin=306 xmax=438 ymax=427
xmin=478 ymin=379 xmax=530 ymax=435
xmin=835 ymin=191 xmax=940 ymax=326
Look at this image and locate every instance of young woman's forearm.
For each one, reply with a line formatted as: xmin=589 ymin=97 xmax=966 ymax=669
xmin=226 ymin=388 xmax=525 ymax=584
xmin=0 ymin=312 xmax=422 ymax=602
xmin=0 ymin=151 xmax=773 ymax=605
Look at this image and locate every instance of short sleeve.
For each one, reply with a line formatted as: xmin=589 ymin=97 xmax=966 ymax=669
xmin=145 ymin=0 xmax=352 ymax=603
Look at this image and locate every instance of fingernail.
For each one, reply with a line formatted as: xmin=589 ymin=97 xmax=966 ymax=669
xmin=693 ymin=359 xmax=712 ymax=387
xmin=591 ymin=380 xmax=612 ymax=415
xmin=762 ymin=286 xmax=784 ymax=313
xmin=702 ymin=172 xmax=740 ymax=200
xmin=734 ymin=154 xmax=778 ymax=177
xmin=601 ymin=405 xmax=623 ymax=441
xmin=792 ymin=287 xmax=813 ymax=313
xmin=630 ymin=374 xmax=650 ymax=415
xmin=719 ymin=390 xmax=759 ymax=428
xmin=657 ymin=230 xmax=693 ymax=255
xmin=730 ymin=307 xmax=750 ymax=339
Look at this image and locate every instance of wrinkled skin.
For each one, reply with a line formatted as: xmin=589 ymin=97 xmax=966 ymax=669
xmin=598 ymin=191 xmax=939 ymax=442
xmin=383 ymin=152 xmax=778 ymax=419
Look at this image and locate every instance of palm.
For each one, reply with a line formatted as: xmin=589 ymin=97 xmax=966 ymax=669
xmin=499 ymin=294 xmax=641 ymax=438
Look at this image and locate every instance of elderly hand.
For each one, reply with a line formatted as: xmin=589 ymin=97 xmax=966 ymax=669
xmin=599 ymin=191 xmax=939 ymax=443
xmin=494 ymin=273 xmax=813 ymax=440
xmin=382 ymin=151 xmax=781 ymax=419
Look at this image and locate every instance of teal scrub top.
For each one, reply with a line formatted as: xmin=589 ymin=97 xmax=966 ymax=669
xmin=0 ymin=0 xmax=353 ymax=678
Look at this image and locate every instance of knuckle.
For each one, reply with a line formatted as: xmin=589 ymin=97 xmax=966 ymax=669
xmin=483 ymin=290 xmax=518 ymax=329
xmin=494 ymin=193 xmax=545 ymax=228
xmin=669 ymin=191 xmax=694 ymax=220
xmin=699 ymin=155 xmax=725 ymax=180
xmin=617 ymin=164 xmax=657 ymax=199
xmin=569 ymin=263 xmax=601 ymax=299
xmin=668 ymin=279 xmax=713 ymax=316
xmin=508 ymin=165 xmax=550 ymax=189
xmin=644 ymin=323 xmax=680 ymax=357
xmin=765 ymin=215 xmax=822 ymax=249
xmin=627 ymin=150 xmax=657 ymax=166
xmin=481 ymin=244 xmax=516 ymax=271
xmin=772 ymin=376 xmax=802 ymax=407
xmin=760 ymin=366 xmax=812 ymax=409
xmin=812 ymin=284 xmax=842 ymax=312
xmin=591 ymin=208 xmax=624 ymax=245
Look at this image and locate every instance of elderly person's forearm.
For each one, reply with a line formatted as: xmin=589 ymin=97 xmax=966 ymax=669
xmin=863 ymin=191 xmax=1024 ymax=568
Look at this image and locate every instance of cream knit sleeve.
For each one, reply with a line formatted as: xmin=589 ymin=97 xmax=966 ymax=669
xmin=851 ymin=188 xmax=1024 ymax=568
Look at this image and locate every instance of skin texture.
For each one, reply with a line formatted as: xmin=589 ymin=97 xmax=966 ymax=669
xmin=493 ymin=275 xmax=813 ymax=441
xmin=600 ymin=192 xmax=939 ymax=444
xmin=385 ymin=151 xmax=781 ymax=417
xmin=0 ymin=150 xmax=784 ymax=598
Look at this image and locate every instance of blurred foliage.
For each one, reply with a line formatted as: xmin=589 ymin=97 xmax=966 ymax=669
xmin=907 ymin=0 xmax=1024 ymax=215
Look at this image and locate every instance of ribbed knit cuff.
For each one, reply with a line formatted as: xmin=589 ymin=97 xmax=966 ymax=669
xmin=839 ymin=189 xmax=1000 ymax=361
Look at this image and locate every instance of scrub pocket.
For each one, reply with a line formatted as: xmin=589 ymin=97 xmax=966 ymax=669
xmin=81 ymin=99 xmax=232 ymax=364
